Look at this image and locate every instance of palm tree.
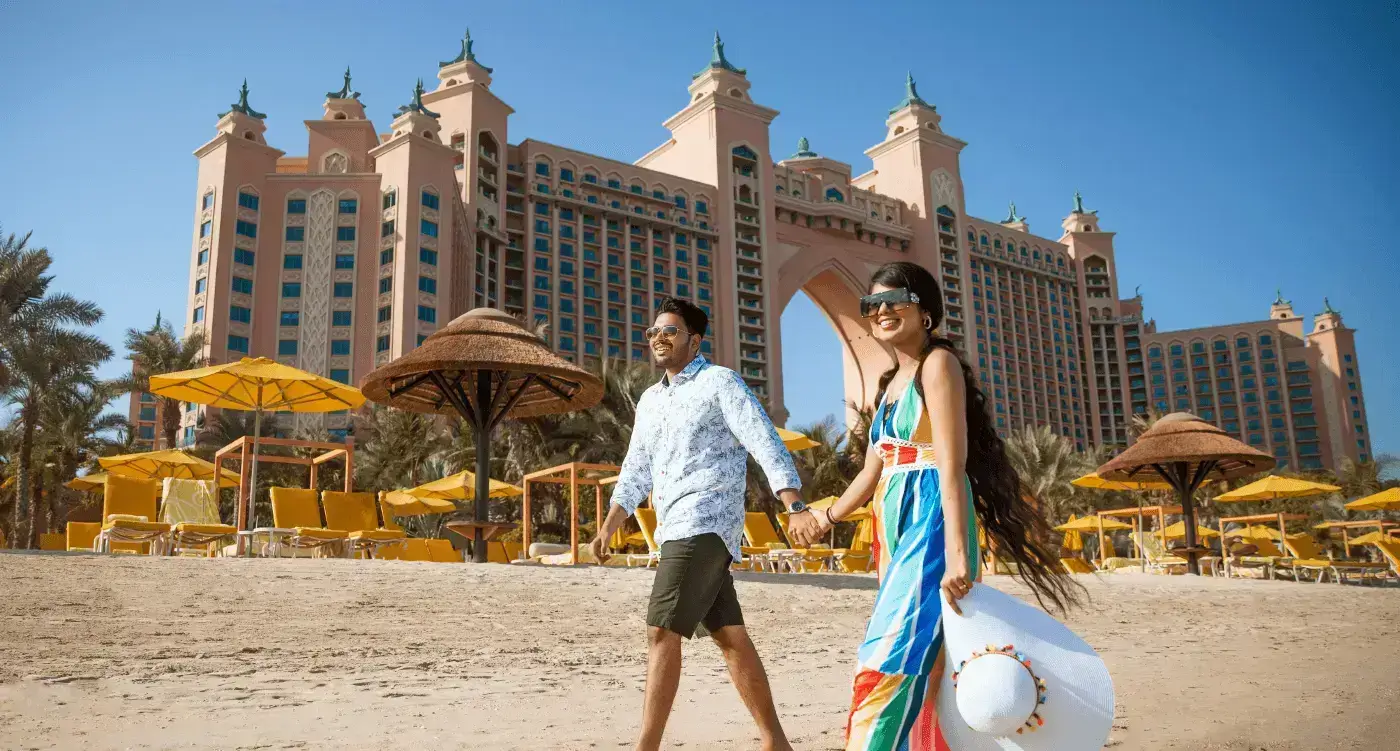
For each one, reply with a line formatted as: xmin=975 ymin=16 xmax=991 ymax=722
xmin=1004 ymin=425 xmax=1095 ymax=522
xmin=1130 ymin=408 xmax=1167 ymax=439
xmin=353 ymin=405 xmax=451 ymax=490
xmin=1 ymin=227 xmax=100 ymax=393
xmin=3 ymin=325 xmax=111 ymax=546
xmin=115 ymin=313 xmax=206 ymax=450
xmin=37 ymin=381 xmax=126 ymax=531
xmin=1335 ymin=454 xmax=1399 ymax=499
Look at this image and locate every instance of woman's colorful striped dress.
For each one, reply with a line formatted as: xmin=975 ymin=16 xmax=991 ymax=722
xmin=845 ymin=378 xmax=979 ymax=751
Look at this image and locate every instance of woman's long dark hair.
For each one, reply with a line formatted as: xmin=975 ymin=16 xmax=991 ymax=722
xmin=869 ymin=262 xmax=1081 ymax=612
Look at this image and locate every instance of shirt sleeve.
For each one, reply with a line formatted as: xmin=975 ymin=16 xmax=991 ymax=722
xmin=715 ymin=370 xmax=802 ymax=495
xmin=610 ymin=393 xmax=654 ymax=515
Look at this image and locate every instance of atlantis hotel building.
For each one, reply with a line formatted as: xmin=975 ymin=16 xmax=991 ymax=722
xmin=131 ymin=31 xmax=1372 ymax=473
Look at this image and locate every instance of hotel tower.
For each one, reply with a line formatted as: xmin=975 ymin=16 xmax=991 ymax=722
xmin=128 ymin=31 xmax=1372 ymax=474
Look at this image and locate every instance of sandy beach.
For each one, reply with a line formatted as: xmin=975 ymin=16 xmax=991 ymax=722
xmin=1 ymin=553 xmax=1396 ymax=750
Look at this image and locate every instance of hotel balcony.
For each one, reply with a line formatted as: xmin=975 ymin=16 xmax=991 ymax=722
xmin=740 ymin=315 xmax=763 ymax=329
xmin=736 ymin=231 xmax=762 ymax=247
xmin=738 ymin=281 xmax=762 ymax=296
xmin=738 ymin=264 xmax=761 ymax=279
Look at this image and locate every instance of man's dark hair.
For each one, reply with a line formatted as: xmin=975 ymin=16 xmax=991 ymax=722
xmin=656 ymin=296 xmax=708 ymax=338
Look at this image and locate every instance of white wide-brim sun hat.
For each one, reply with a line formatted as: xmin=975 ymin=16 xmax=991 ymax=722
xmin=937 ymin=584 xmax=1114 ymax=750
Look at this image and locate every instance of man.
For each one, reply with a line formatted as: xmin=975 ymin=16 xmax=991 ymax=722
xmin=591 ymin=297 xmax=822 ymax=751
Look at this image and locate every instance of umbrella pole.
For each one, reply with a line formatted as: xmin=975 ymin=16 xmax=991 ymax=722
xmin=249 ymin=399 xmax=263 ymax=530
xmin=1177 ymin=463 xmax=1202 ymax=576
xmin=473 ymin=371 xmax=491 ymax=563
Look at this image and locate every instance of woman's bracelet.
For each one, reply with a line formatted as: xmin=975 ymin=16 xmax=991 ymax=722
xmin=825 ymin=508 xmax=837 ymax=525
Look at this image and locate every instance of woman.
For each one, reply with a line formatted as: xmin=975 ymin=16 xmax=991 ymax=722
xmin=796 ymin=262 xmax=1079 ymax=751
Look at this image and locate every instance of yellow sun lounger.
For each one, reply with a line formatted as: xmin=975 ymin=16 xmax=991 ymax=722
xmin=1129 ymin=531 xmax=1187 ymax=575
xmin=624 ymin=507 xmax=661 ymax=568
xmin=1281 ymin=534 xmax=1388 ymax=584
xmin=742 ymin=512 xmax=802 ymax=573
xmin=96 ymin=475 xmax=170 ymax=554
xmin=400 ymin=538 xmax=433 ymax=562
xmin=426 ymin=538 xmax=461 ymax=563
xmin=66 ymin=522 xmax=101 ymax=552
xmin=39 ymin=533 xmax=66 ymax=551
xmin=322 ymin=491 xmax=406 ymax=559
xmin=777 ymin=512 xmax=835 ymax=572
xmin=161 ymin=478 xmax=237 ymax=556
xmin=1371 ymin=540 xmax=1400 ymax=584
xmin=1061 ymin=557 xmax=1096 ymax=574
xmin=265 ymin=487 xmax=349 ymax=557
xmin=487 ymin=540 xmax=523 ymax=563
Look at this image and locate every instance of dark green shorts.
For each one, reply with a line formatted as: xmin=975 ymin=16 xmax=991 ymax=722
xmin=646 ymin=533 xmax=744 ymax=639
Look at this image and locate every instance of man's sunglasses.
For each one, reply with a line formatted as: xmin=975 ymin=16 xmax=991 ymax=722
xmin=860 ymin=288 xmax=921 ymax=318
xmin=645 ymin=325 xmax=690 ymax=341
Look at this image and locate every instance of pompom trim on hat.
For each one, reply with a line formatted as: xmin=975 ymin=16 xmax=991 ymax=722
xmin=951 ymin=643 xmax=1048 ymax=734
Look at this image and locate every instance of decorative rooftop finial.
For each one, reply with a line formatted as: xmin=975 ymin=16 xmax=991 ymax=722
xmin=1135 ymin=285 xmax=1142 ymax=299
xmin=220 ymin=79 xmax=267 ymax=120
xmin=1322 ymin=297 xmax=1339 ymax=315
xmin=1072 ymin=190 xmax=1085 ymax=214
xmin=1273 ymin=288 xmax=1290 ymax=306
xmin=395 ymin=79 xmax=441 ymax=119
xmin=889 ymin=72 xmax=934 ymax=115
xmin=327 ymin=67 xmax=361 ymax=100
xmin=693 ymin=31 xmax=746 ymax=79
xmin=790 ymin=137 xmax=818 ymax=159
xmin=1003 ymin=201 xmax=1023 ymax=224
xmin=439 ymin=28 xmax=493 ymax=72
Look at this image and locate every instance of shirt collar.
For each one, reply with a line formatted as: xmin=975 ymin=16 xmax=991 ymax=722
xmin=661 ymin=355 xmax=708 ymax=388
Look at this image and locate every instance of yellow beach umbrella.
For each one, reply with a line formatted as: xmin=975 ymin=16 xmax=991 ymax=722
xmin=1055 ymin=516 xmax=1133 ymax=533
xmin=1071 ymin=472 xmax=1172 ymax=492
xmin=64 ymin=472 xmax=108 ymax=492
xmin=1214 ymin=475 xmax=1340 ymax=502
xmin=1161 ymin=520 xmax=1220 ymax=540
xmin=406 ymin=469 xmax=523 ymax=501
xmin=1345 ymin=487 xmax=1400 ymax=512
xmin=150 ymin=357 xmax=365 ymax=528
xmin=1061 ymin=514 xmax=1085 ymax=552
xmin=99 ymin=449 xmax=240 ymax=488
xmin=1223 ymin=523 xmax=1283 ymax=540
xmin=381 ymin=489 xmax=456 ymax=517
xmin=1350 ymin=530 xmax=1393 ymax=546
xmin=777 ymin=428 xmax=820 ymax=452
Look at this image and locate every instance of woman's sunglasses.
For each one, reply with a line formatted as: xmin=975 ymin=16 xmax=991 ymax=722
xmin=860 ymin=288 xmax=921 ymax=318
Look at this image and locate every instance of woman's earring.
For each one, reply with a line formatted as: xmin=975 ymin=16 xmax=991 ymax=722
xmin=923 ymin=316 xmax=933 ymax=330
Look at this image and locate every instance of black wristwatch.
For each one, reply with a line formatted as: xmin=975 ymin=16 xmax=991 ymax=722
xmin=787 ymin=500 xmax=808 ymax=514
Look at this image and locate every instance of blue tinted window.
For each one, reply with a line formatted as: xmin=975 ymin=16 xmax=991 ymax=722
xmin=285 ymin=226 xmax=304 ymax=241
xmin=330 ymin=339 xmax=351 ymax=356
xmin=238 ymin=192 xmax=260 ymax=210
xmin=282 ymin=282 xmax=302 ymax=298
xmin=283 ymin=254 xmax=303 ymax=269
xmin=234 ymin=249 xmax=255 ymax=266
xmin=332 ymin=311 xmax=352 ymax=327
xmin=338 ymin=199 xmax=357 ymax=214
xmin=419 ymin=248 xmax=437 ymax=265
xmin=287 ymin=198 xmax=306 ymax=214
xmin=227 ymin=335 xmax=249 ymax=353
xmin=232 ymin=277 xmax=253 ymax=294
xmin=420 ymin=220 xmax=438 ymax=237
xmin=421 ymin=191 xmax=439 ymax=209
xmin=279 ymin=311 xmax=299 ymax=326
xmin=333 ymin=282 xmax=353 ymax=297
xmin=335 ymin=254 xmax=355 ymax=269
xmin=336 ymin=226 xmax=356 ymax=242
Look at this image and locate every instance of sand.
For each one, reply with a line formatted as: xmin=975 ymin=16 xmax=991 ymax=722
xmin=1 ymin=553 xmax=1397 ymax=750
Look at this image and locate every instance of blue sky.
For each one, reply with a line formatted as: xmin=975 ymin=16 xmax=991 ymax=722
xmin=1 ymin=1 xmax=1395 ymax=458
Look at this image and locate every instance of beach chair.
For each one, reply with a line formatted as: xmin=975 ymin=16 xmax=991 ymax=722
xmin=38 ymin=533 xmax=66 ymax=551
xmin=1130 ymin=531 xmax=1187 ymax=574
xmin=66 ymin=522 xmax=101 ymax=552
xmin=322 ymin=491 xmax=406 ymax=559
xmin=95 ymin=475 xmax=170 ymax=554
xmin=833 ymin=518 xmax=875 ymax=574
xmin=266 ymin=487 xmax=349 ymax=557
xmin=776 ymin=512 xmax=836 ymax=572
xmin=1371 ymin=540 xmax=1400 ymax=585
xmin=742 ymin=512 xmax=802 ymax=573
xmin=487 ymin=540 xmax=523 ymax=563
xmin=1061 ymin=557 xmax=1096 ymax=574
xmin=400 ymin=538 xmax=433 ymax=562
xmin=1281 ymin=534 xmax=1388 ymax=584
xmin=624 ymin=507 xmax=661 ymax=568
xmin=424 ymin=538 xmax=460 ymax=563
xmin=160 ymin=478 xmax=237 ymax=557
xmin=1222 ymin=536 xmax=1288 ymax=579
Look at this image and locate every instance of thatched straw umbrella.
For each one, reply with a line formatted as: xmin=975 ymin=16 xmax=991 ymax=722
xmin=1097 ymin=412 xmax=1274 ymax=575
xmin=360 ymin=309 xmax=603 ymax=561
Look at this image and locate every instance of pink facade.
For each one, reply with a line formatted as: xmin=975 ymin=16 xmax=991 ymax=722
xmin=145 ymin=32 xmax=1370 ymax=471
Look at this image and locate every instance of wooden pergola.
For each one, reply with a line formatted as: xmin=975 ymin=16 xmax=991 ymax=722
xmin=1096 ymin=505 xmax=1183 ymax=566
xmin=214 ymin=436 xmax=353 ymax=544
xmin=1216 ymin=511 xmax=1307 ymax=553
xmin=1314 ymin=520 xmax=1398 ymax=558
xmin=521 ymin=462 xmax=620 ymax=565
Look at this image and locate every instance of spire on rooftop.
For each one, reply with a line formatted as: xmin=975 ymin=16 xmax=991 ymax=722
xmin=394 ymin=79 xmax=440 ymax=119
xmin=694 ymin=31 xmax=746 ymax=80
xmin=1003 ymin=201 xmax=1023 ymax=224
xmin=790 ymin=137 xmax=818 ymax=159
xmin=889 ymin=72 xmax=933 ymax=115
xmin=220 ymin=79 xmax=267 ymax=120
xmin=1321 ymin=297 xmax=1339 ymax=315
xmin=440 ymin=28 xmax=493 ymax=73
xmin=327 ymin=67 xmax=360 ymax=100
xmin=1273 ymin=288 xmax=1290 ymax=306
